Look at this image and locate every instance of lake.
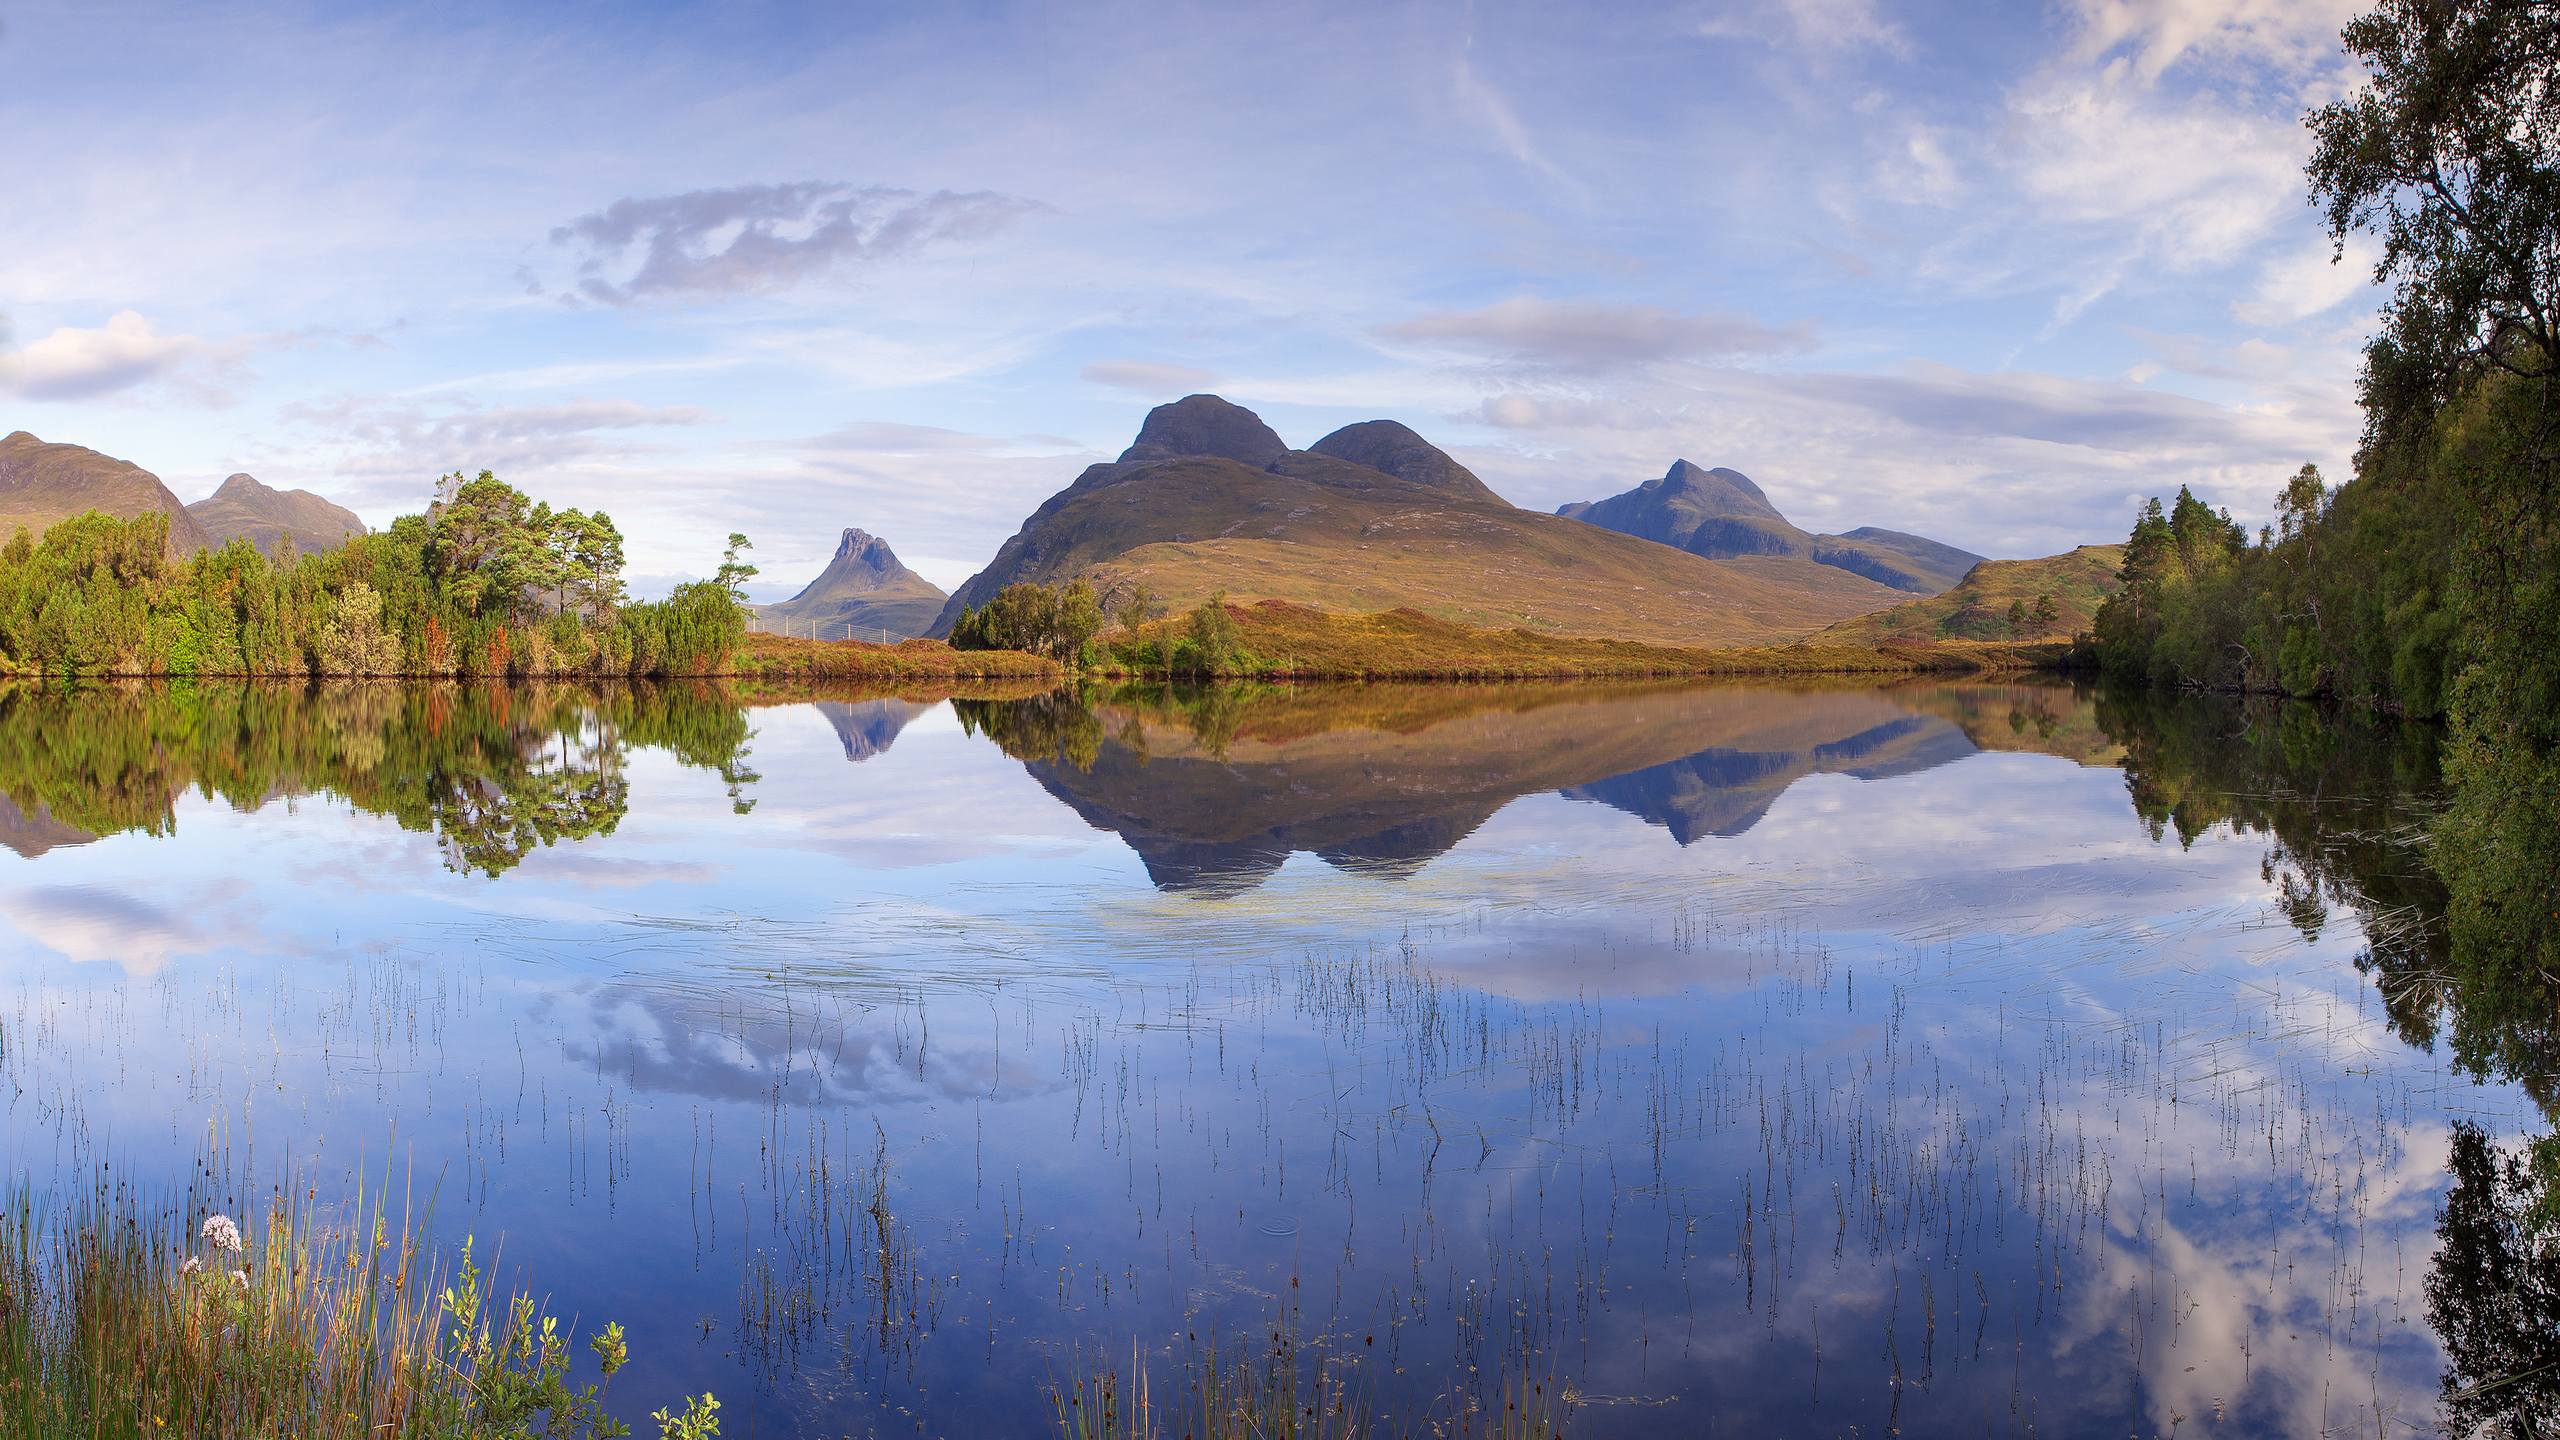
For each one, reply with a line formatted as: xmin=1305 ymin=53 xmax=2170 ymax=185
xmin=0 ymin=677 xmax=2540 ymax=1437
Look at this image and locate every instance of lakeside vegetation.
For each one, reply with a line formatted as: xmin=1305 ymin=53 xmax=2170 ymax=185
xmin=0 ymin=474 xmax=754 ymax=679
xmin=0 ymin=1177 xmax=716 ymax=1439
xmin=0 ymin=471 xmax=1074 ymax=686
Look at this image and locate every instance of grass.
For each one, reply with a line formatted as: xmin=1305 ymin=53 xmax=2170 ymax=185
xmin=1092 ymin=599 xmax=1985 ymax=680
xmin=0 ymin=1176 xmax=716 ymax=1439
xmin=725 ymin=629 xmax=1059 ymax=682
xmin=1050 ymin=1305 xmax=1571 ymax=1440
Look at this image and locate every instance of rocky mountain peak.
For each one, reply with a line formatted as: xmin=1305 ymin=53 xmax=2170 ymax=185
xmin=1305 ymin=420 xmax=1499 ymax=500
xmin=1117 ymin=394 xmax=1290 ymax=468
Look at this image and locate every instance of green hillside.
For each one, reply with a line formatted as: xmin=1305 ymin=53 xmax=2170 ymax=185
xmin=1814 ymin=544 xmax=2125 ymax=645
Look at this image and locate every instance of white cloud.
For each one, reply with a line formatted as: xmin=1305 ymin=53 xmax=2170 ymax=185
xmin=2008 ymin=68 xmax=2303 ymax=279
xmin=0 ymin=310 xmax=207 ymax=400
xmin=546 ymin=182 xmax=1044 ymax=306
xmin=2232 ymin=235 xmax=2376 ymax=327
xmin=2065 ymin=0 xmax=2363 ymax=81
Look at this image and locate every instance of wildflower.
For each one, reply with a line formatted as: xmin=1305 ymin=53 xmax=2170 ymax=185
xmin=231 ymin=1268 xmax=249 ymax=1290
xmin=179 ymin=1256 xmax=202 ymax=1277
xmin=201 ymin=1215 xmax=244 ymax=1254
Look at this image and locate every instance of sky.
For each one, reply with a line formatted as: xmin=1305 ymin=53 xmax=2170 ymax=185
xmin=0 ymin=0 xmax=2381 ymax=597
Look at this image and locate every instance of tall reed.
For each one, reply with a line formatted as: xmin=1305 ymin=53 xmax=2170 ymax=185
xmin=1050 ymin=1308 xmax=1571 ymax=1440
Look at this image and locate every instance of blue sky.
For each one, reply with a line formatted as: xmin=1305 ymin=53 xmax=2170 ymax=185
xmin=0 ymin=0 xmax=2377 ymax=596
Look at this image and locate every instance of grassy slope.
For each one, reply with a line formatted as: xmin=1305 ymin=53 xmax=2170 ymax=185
xmin=0 ymin=431 xmax=215 ymax=554
xmin=1098 ymin=599 xmax=1974 ymax=679
xmin=1814 ymin=544 xmax=2125 ymax=646
xmin=947 ymin=452 xmax=1909 ymax=647
xmin=728 ymin=630 xmax=1059 ymax=681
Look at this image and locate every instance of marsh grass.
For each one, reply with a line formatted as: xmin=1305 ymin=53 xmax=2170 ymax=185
xmin=1050 ymin=1307 xmax=1572 ymax=1440
xmin=0 ymin=1177 xmax=715 ymax=1439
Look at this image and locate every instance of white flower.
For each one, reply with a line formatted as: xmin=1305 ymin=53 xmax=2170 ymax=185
xmin=230 ymin=1268 xmax=249 ymax=1290
xmin=179 ymin=1256 xmax=203 ymax=1276
xmin=200 ymin=1215 xmax=243 ymax=1254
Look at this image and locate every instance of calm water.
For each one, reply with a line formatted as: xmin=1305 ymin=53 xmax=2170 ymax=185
xmin=0 ymin=677 xmax=2540 ymax=1436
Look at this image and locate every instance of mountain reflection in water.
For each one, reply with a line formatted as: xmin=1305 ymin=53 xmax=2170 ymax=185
xmin=0 ymin=674 xmax=2550 ymax=1439
xmin=959 ymin=680 xmax=2119 ymax=890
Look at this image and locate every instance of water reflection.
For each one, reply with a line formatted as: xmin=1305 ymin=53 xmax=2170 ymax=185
xmin=0 ymin=675 xmax=2551 ymax=1437
xmin=958 ymin=681 xmax=2125 ymax=891
xmin=0 ymin=681 xmax=759 ymax=874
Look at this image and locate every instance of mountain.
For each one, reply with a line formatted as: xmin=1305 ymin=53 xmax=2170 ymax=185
xmin=1556 ymin=460 xmax=1982 ymax=594
xmin=0 ymin=431 xmax=214 ymax=555
xmin=1813 ymin=544 xmax=2126 ymax=646
xmin=184 ymin=473 xmax=365 ymax=559
xmin=933 ymin=396 xmax=1908 ymax=647
xmin=753 ymin=528 xmax=949 ymax=642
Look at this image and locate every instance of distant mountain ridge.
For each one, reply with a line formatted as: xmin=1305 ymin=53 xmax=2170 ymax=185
xmin=186 ymin=473 xmax=365 ymax=559
xmin=0 ymin=431 xmax=214 ymax=555
xmin=933 ymin=395 xmax=1909 ymax=647
xmin=1557 ymin=460 xmax=1981 ymax=595
xmin=753 ymin=528 xmax=949 ymax=642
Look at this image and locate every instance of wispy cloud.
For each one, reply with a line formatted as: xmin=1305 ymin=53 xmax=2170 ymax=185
xmin=546 ymin=182 xmax=1044 ymax=305
xmin=1697 ymin=0 xmax=1909 ymax=57
xmin=2232 ymin=235 xmax=2376 ymax=327
xmin=279 ymin=394 xmax=711 ymax=499
xmin=1379 ymin=298 xmax=1813 ymax=371
xmin=2065 ymin=0 xmax=2362 ymax=81
xmin=1081 ymin=360 xmax=1220 ymax=397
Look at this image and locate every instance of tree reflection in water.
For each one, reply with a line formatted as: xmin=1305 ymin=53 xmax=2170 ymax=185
xmin=0 ymin=680 xmax=755 ymax=876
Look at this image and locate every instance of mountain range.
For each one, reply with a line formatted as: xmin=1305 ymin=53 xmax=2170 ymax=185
xmin=0 ymin=430 xmax=362 ymax=558
xmin=929 ymin=395 xmax=1917 ymax=647
xmin=1556 ymin=460 xmax=1982 ymax=594
xmin=751 ymin=528 xmax=947 ymax=642
xmin=2 ymin=430 xmax=215 ymax=554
